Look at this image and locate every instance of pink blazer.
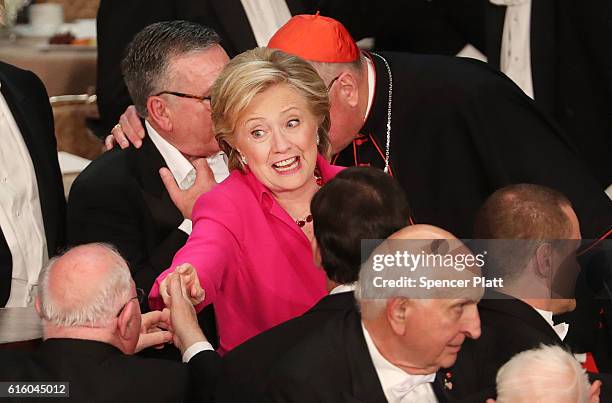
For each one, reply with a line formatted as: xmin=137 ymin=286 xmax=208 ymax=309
xmin=149 ymin=155 xmax=343 ymax=353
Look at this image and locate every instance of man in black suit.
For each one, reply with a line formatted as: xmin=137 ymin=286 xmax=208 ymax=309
xmin=263 ymin=225 xmax=483 ymax=403
xmin=67 ymin=21 xmax=227 ymax=299
xmin=95 ymin=0 xmax=316 ymax=134
xmin=0 ymin=243 xmax=220 ymax=403
xmin=0 ymin=61 xmax=65 ymax=308
xmin=216 ymin=166 xmax=410 ymax=403
xmin=448 ymin=184 xmax=610 ymax=401
xmin=268 ymin=15 xmax=612 ymax=243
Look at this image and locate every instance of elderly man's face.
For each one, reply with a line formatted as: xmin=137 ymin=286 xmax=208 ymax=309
xmin=162 ymin=45 xmax=229 ymax=159
xmin=400 ymin=297 xmax=481 ymax=372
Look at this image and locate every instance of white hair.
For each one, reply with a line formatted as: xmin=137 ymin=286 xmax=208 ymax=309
xmin=38 ymin=244 xmax=132 ymax=328
xmin=496 ymin=344 xmax=591 ymax=403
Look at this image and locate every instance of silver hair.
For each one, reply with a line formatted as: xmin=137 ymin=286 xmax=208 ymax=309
xmin=38 ymin=243 xmax=132 ymax=328
xmin=309 ymin=54 xmax=365 ymax=84
xmin=495 ymin=344 xmax=591 ymax=403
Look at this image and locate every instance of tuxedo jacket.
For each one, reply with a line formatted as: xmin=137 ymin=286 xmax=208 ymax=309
xmin=483 ymin=0 xmax=612 ymax=187
xmin=95 ymin=0 xmax=314 ymax=133
xmin=262 ymin=306 xmax=449 ymax=403
xmin=449 ymin=291 xmax=612 ymax=402
xmin=0 ymin=62 xmax=66 ymax=307
xmin=0 ymin=338 xmax=220 ymax=403
xmin=217 ymin=292 xmax=356 ymax=403
xmin=333 ymin=51 xmax=612 ymax=240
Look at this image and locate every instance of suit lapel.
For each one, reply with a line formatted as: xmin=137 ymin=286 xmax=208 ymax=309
xmin=529 ymin=0 xmax=557 ymax=114
xmin=133 ymin=134 xmax=183 ymax=231
xmin=480 ymin=291 xmax=564 ymax=345
xmin=484 ymin=1 xmax=506 ymax=68
xmin=0 ymin=68 xmax=61 ymax=256
xmin=344 ymin=309 xmax=388 ymax=403
xmin=208 ymin=0 xmax=257 ymax=55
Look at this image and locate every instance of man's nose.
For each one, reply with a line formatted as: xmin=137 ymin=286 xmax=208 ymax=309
xmin=463 ymin=305 xmax=482 ymax=340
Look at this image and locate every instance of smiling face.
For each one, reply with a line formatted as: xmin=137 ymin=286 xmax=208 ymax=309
xmin=234 ymin=83 xmax=320 ymax=195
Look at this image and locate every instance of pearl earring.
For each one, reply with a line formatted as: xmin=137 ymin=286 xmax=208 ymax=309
xmin=240 ymin=154 xmax=248 ymax=166
xmin=316 ymin=133 xmax=320 ymax=145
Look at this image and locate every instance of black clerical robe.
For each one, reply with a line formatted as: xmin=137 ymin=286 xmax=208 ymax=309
xmin=333 ymin=51 xmax=611 ymax=241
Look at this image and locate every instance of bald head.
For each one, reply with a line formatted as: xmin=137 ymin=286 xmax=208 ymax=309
xmin=38 ymin=244 xmax=133 ymax=328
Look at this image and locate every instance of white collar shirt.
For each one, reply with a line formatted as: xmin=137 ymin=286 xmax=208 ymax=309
xmin=329 ymin=283 xmax=356 ymax=295
xmin=0 ymin=83 xmax=48 ymax=307
xmin=145 ymin=121 xmax=229 ymax=233
xmin=362 ymin=323 xmax=438 ymax=403
xmin=240 ymin=0 xmax=292 ymax=46
xmin=534 ymin=307 xmax=569 ymax=341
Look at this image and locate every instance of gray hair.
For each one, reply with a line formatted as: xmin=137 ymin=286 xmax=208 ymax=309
xmin=309 ymin=54 xmax=365 ymax=84
xmin=496 ymin=345 xmax=591 ymax=403
xmin=121 ymin=20 xmax=221 ymax=117
xmin=38 ymin=243 xmax=132 ymax=328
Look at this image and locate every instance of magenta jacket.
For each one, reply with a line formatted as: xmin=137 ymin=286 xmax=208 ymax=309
xmin=149 ymin=155 xmax=343 ymax=353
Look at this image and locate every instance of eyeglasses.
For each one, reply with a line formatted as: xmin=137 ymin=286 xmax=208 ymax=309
xmin=116 ymin=287 xmax=145 ymax=317
xmin=327 ymin=75 xmax=340 ymax=92
xmin=153 ymin=91 xmax=211 ymax=103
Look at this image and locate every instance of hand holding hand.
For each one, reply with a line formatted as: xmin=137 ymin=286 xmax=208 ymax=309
xmin=104 ymin=105 xmax=146 ymax=150
xmin=135 ymin=308 xmax=173 ymax=353
xmin=160 ymin=263 xmax=205 ymax=307
xmin=166 ymin=273 xmax=206 ymax=355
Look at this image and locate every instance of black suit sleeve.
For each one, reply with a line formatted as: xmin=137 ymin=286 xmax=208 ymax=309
xmin=186 ymin=350 xmax=222 ymax=403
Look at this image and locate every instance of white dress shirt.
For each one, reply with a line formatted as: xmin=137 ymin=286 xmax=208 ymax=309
xmin=533 ymin=307 xmax=569 ymax=341
xmin=362 ymin=324 xmax=438 ymax=403
xmin=0 ymin=85 xmax=48 ymax=307
xmin=240 ymin=0 xmax=292 ymax=46
xmin=145 ymin=121 xmax=229 ymax=234
xmin=490 ymin=0 xmax=534 ymax=98
xmin=329 ymin=283 xmax=356 ymax=295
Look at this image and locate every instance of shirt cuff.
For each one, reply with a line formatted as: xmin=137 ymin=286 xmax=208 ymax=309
xmin=178 ymin=219 xmax=192 ymax=235
xmin=182 ymin=341 xmax=214 ymax=363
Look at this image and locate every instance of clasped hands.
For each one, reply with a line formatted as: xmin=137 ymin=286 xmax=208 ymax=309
xmin=136 ymin=264 xmax=206 ymax=354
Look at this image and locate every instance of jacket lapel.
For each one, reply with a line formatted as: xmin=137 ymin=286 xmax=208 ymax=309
xmin=484 ymin=1 xmax=506 ymax=68
xmin=480 ymin=290 xmax=564 ymax=345
xmin=133 ymin=133 xmax=183 ymax=231
xmin=0 ymin=69 xmax=62 ymax=256
xmin=344 ymin=309 xmax=388 ymax=403
xmin=208 ymin=0 xmax=257 ymax=55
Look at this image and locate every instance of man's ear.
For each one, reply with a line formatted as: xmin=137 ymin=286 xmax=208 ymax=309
xmin=589 ymin=380 xmax=602 ymax=403
xmin=146 ymin=96 xmax=172 ymax=132
xmin=336 ymin=71 xmax=360 ymax=108
xmin=34 ymin=297 xmax=42 ymax=318
xmin=117 ymin=301 xmax=138 ymax=341
xmin=534 ymin=242 xmax=553 ymax=278
xmin=386 ymin=298 xmax=411 ymax=336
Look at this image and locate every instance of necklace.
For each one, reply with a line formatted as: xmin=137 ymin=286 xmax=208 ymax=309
xmin=294 ymin=173 xmax=323 ymax=227
xmin=370 ymin=52 xmax=393 ymax=174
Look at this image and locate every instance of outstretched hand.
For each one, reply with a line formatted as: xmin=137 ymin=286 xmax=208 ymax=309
xmin=166 ymin=273 xmax=206 ymax=354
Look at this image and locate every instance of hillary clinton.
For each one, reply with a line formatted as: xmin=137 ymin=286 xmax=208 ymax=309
xmin=148 ymin=47 xmax=342 ymax=353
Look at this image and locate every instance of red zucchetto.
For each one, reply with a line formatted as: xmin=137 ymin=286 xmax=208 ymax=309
xmin=268 ymin=13 xmax=360 ymax=63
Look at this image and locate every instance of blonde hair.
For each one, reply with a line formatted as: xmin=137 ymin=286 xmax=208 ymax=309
xmin=211 ymin=47 xmax=332 ymax=171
